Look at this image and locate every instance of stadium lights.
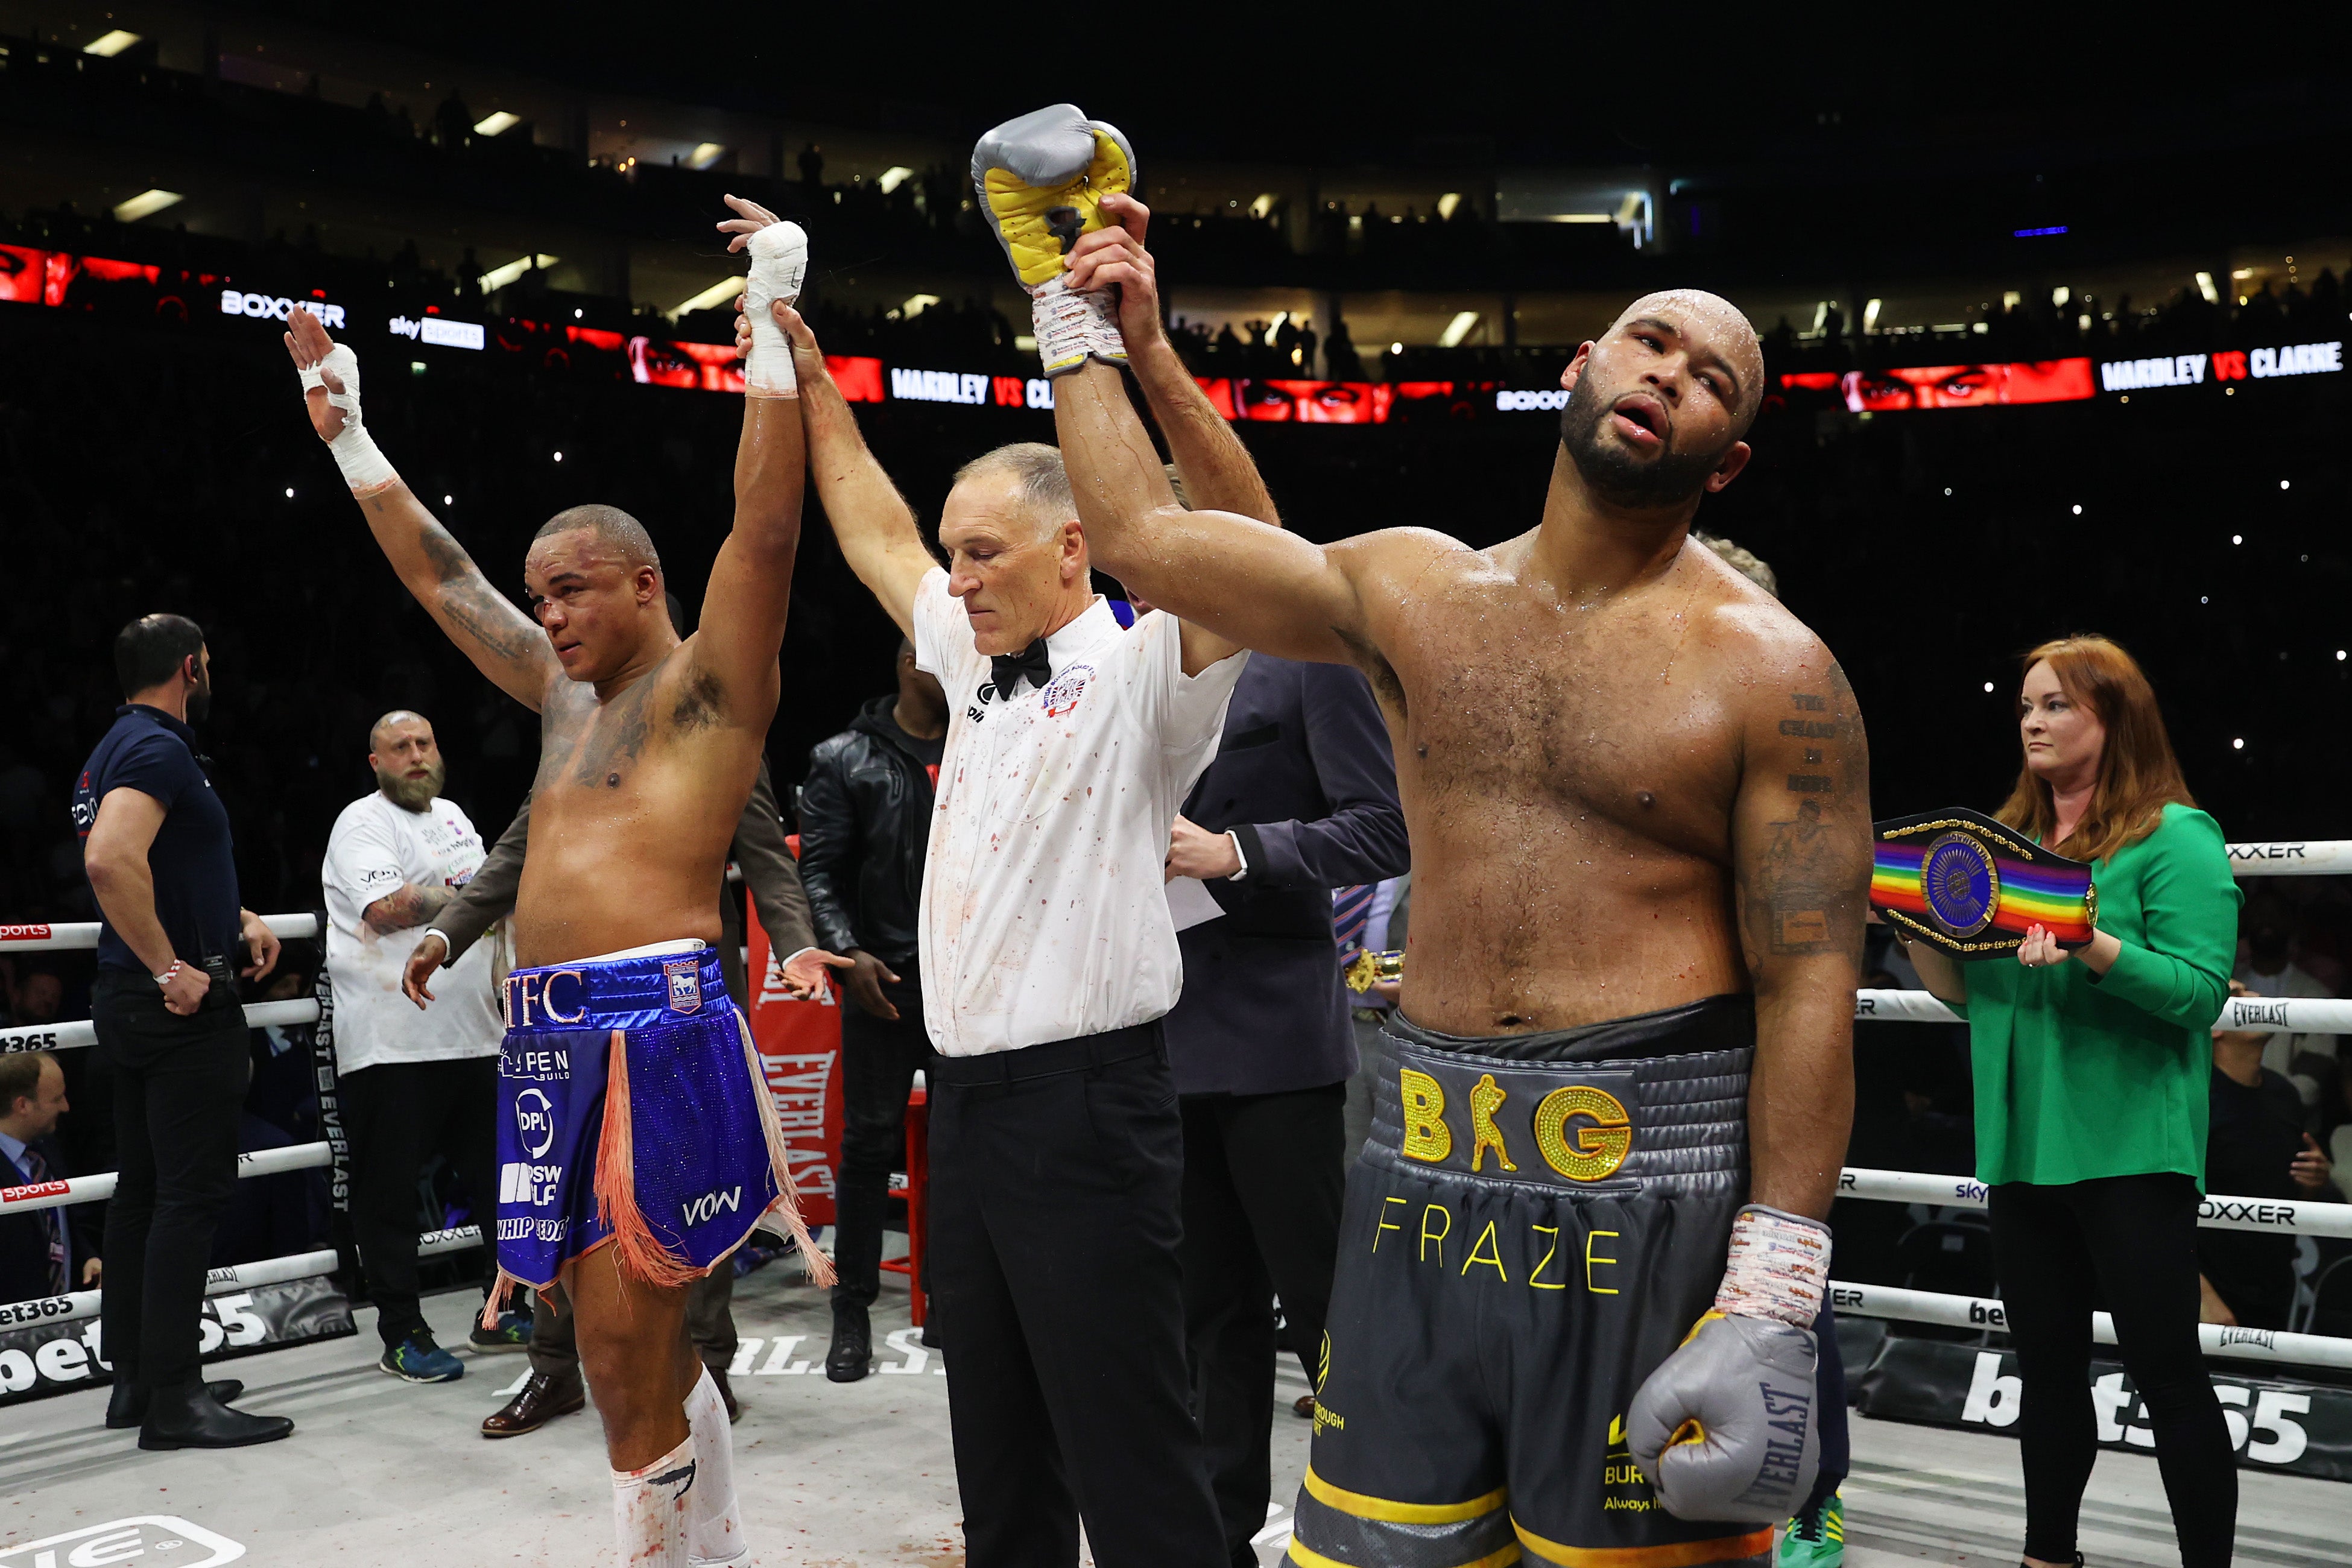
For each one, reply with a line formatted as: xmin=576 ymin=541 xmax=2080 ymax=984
xmin=1551 ymin=213 xmax=1612 ymax=223
xmin=689 ymin=142 xmax=727 ymax=171
xmin=1438 ymin=193 xmax=1462 ymax=220
xmin=1389 ymin=342 xmax=1403 ymax=355
xmin=667 ymin=277 xmax=742 ymax=320
xmin=892 ymin=294 xmax=941 ymax=321
xmin=2050 ymin=286 xmax=2070 ymax=308
xmin=1983 ymin=682 xmax=1995 ymax=693
xmin=877 ymin=166 xmax=915 ymax=194
xmin=2233 ymin=534 xmax=2243 ymax=545
xmin=2281 ymin=479 xmax=2291 ymax=490
xmin=473 ymin=111 xmax=521 ymax=138
xmin=112 ymin=189 xmax=182 ymax=223
xmin=553 ymin=452 xmax=564 ymax=463
xmin=284 ymin=487 xmax=294 ymax=498
xmin=445 ymin=495 xmax=455 ymax=505
xmin=1250 ymin=194 xmax=1276 ymax=218
xmin=83 ymin=29 xmax=140 ymax=56
xmin=2196 ymin=271 xmax=2221 ymax=305
xmin=2234 ymin=738 xmax=2245 ymax=750
xmin=2072 ymin=505 xmax=2082 ymax=515
xmin=1862 ymin=299 xmax=1882 ymax=333
xmin=479 ymin=254 xmax=558 ymax=292
xmin=1439 ymin=311 xmax=1482 ymax=349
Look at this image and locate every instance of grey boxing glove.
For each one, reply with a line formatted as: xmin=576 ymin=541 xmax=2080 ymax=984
xmin=1625 ymin=1310 xmax=1823 ymax=1523
xmin=972 ymin=104 xmax=1137 ymax=375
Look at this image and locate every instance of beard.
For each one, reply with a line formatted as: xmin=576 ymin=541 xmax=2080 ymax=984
xmin=378 ymin=759 xmax=446 ymax=812
xmin=186 ymin=667 xmax=213 ymax=722
xmin=1558 ymin=373 xmax=1728 ymax=510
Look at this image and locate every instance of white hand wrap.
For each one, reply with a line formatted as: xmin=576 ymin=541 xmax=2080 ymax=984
xmin=741 ymin=221 xmax=809 ymax=399
xmin=299 ymin=344 xmax=399 ymax=496
xmin=1028 ymin=274 xmax=1127 ymax=377
xmin=1710 ymin=1204 xmax=1830 ymax=1327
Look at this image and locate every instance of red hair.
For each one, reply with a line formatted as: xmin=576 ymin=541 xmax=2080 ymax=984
xmin=1995 ymin=634 xmax=2196 ymax=862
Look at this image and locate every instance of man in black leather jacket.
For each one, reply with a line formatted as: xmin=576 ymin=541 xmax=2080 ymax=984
xmin=797 ymin=638 xmax=947 ymax=1379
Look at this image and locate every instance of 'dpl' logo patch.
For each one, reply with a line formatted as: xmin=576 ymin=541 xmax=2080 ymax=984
xmin=665 ymin=958 xmax=703 ymax=1015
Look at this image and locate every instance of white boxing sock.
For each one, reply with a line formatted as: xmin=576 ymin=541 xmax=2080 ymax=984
xmin=684 ymin=1367 xmax=746 ymax=1565
xmin=742 ymin=221 xmax=808 ymax=399
xmin=297 ymin=344 xmax=399 ymax=496
xmin=610 ymin=1432 xmax=695 ymax=1568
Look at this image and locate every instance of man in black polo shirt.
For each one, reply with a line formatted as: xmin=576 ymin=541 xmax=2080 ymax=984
xmin=74 ymin=614 xmax=294 ymax=1449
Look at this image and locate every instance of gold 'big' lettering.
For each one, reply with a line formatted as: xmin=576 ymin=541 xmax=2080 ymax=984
xmin=1533 ymin=1085 xmax=1633 ymax=1181
xmin=1398 ymin=1069 xmax=1453 ymax=1162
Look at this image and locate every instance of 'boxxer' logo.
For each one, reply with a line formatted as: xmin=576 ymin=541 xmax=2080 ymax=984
xmin=516 ymin=1088 xmax=556 ymax=1159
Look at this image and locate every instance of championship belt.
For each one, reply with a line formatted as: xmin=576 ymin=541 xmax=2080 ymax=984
xmin=1870 ymin=806 xmax=2097 ymax=959
xmin=1344 ymin=950 xmax=1403 ymax=993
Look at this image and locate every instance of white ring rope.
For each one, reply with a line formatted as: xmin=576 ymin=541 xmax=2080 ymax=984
xmin=1 ymin=1139 xmax=334 ymax=1214
xmin=0 ymin=997 xmax=319 ymax=1057
xmin=1855 ymin=988 xmax=2352 ymax=1034
xmin=0 ymin=1225 xmax=482 ymax=1330
xmin=0 ymin=911 xmax=319 ymax=953
xmin=1829 ymin=1279 xmax=2352 ymax=1370
xmin=1839 ymin=1166 xmax=2352 ymax=1238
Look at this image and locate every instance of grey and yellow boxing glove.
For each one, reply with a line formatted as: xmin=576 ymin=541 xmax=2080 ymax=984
xmin=1626 ymin=1205 xmax=1829 ymax=1523
xmin=971 ymin=104 xmax=1136 ymax=376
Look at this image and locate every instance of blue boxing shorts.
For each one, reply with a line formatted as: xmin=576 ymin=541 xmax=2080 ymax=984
xmin=494 ymin=940 xmax=826 ymax=1290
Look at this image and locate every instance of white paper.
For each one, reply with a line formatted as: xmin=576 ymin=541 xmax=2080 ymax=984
xmin=1165 ymin=876 xmax=1226 ymax=932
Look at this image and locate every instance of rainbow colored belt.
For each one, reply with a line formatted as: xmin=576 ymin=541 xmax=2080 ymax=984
xmin=1870 ymin=806 xmax=2097 ymax=958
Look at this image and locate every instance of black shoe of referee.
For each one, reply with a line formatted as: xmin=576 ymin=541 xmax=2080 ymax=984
xmin=826 ymin=1301 xmax=871 ymax=1383
xmin=138 ymin=1380 xmax=293 ymax=1450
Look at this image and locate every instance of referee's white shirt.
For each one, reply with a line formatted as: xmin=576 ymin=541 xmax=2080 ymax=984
xmin=912 ymin=567 xmax=1248 ymax=1057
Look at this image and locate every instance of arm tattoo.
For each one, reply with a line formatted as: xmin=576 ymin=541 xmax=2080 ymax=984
xmin=416 ymin=520 xmax=538 ymax=665
xmin=363 ymin=882 xmax=455 ymax=935
xmin=1742 ymin=667 xmax=1865 ymax=959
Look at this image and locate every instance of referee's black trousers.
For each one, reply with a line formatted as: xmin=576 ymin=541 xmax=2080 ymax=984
xmin=929 ymin=1023 xmax=1226 ymax=1568
xmin=92 ymin=969 xmax=248 ymax=1393
xmin=1180 ymin=1081 xmax=1346 ymax=1566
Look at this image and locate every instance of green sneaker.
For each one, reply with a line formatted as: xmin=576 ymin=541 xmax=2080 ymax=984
xmin=1778 ymin=1490 xmax=1844 ymax=1568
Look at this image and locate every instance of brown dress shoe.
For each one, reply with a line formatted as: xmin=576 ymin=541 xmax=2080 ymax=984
xmin=1293 ymin=1394 xmax=1317 ymax=1420
xmin=709 ymin=1365 xmax=741 ymax=1424
xmin=481 ymin=1372 xmax=585 ymax=1438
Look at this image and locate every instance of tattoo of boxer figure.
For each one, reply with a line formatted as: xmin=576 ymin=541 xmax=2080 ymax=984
xmin=1743 ymin=669 xmax=1864 ymax=958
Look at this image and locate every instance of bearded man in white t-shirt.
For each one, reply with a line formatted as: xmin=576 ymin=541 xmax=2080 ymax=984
xmin=322 ymin=709 xmax=516 ymax=1384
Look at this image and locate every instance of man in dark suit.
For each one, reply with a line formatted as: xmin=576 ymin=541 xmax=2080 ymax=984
xmin=1160 ymin=651 xmax=1409 ymax=1568
xmin=0 ymin=1051 xmax=102 ymax=1304
xmin=404 ymin=756 xmax=827 ymax=1435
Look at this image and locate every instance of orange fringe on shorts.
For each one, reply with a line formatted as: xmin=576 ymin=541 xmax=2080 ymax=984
xmin=586 ymin=1017 xmax=838 ymax=1293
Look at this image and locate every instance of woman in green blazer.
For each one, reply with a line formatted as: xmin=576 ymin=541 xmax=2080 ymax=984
xmin=1903 ymin=634 xmax=2240 ymax=1568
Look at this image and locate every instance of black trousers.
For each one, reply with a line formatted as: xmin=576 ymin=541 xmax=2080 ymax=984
xmin=929 ymin=1025 xmax=1225 ymax=1568
xmin=832 ymin=973 xmax=935 ymax=1311
xmin=528 ymin=1265 xmax=737 ymax=1385
xmin=92 ymin=967 xmax=248 ymax=1391
xmin=339 ymin=1055 xmax=499 ymax=1347
xmin=1180 ymin=1083 xmax=1346 ymax=1564
xmin=1990 ymin=1174 xmax=2236 ymax=1568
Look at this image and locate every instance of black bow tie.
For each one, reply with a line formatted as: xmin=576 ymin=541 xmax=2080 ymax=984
xmin=990 ymin=639 xmax=1052 ymax=698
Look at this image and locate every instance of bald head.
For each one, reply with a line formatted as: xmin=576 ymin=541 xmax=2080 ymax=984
xmin=534 ymin=504 xmax=662 ymax=577
xmin=1609 ymin=289 xmax=1765 ymax=426
xmin=368 ymin=709 xmax=429 ymax=752
xmin=368 ymin=710 xmax=444 ymax=812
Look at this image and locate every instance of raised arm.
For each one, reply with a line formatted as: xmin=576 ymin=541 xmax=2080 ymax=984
xmin=285 ymin=307 xmax=555 ymax=711
xmin=765 ymin=309 xmax=935 ymax=640
xmin=1730 ymin=642 xmax=1870 ymax=1221
xmin=1045 ymin=200 xmax=1368 ymax=668
xmin=688 ymin=207 xmax=812 ymax=721
xmin=1078 ymin=195 xmax=1282 ymax=529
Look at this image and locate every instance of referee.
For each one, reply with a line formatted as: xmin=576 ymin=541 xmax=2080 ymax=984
xmin=75 ymin=615 xmax=293 ymax=1449
xmin=777 ymin=291 xmax=1252 ymax=1566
